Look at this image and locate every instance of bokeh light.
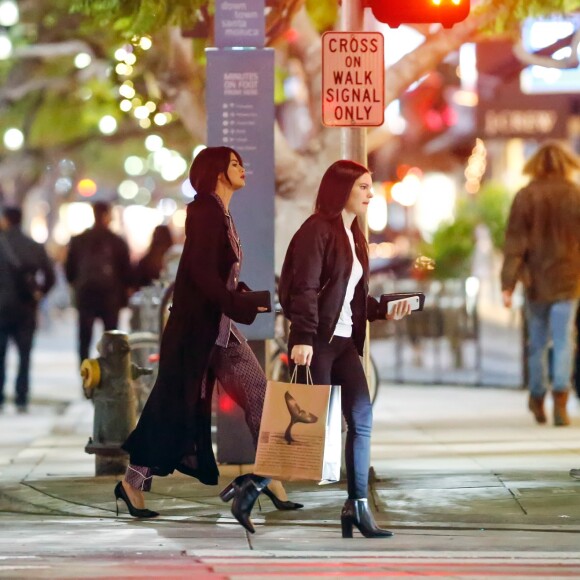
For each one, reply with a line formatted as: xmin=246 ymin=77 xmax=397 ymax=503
xmin=77 ymin=178 xmax=97 ymax=197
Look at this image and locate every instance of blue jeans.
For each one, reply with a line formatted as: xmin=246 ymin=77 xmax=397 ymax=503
xmin=526 ymin=299 xmax=579 ymax=398
xmin=289 ymin=336 xmax=373 ymax=500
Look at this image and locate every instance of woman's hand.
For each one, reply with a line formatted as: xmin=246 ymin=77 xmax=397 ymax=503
xmin=291 ymin=344 xmax=313 ymax=366
xmin=385 ymin=299 xmax=412 ymax=321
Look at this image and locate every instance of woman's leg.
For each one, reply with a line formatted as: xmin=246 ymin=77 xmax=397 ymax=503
xmin=122 ymin=464 xmax=153 ymax=509
xmin=210 ymin=340 xmax=272 ymax=532
xmin=329 ymin=341 xmax=373 ymax=500
xmin=113 ymin=463 xmax=158 ymax=518
xmin=210 ymin=339 xmax=266 ymax=445
xmin=305 ymin=337 xmax=390 ymax=538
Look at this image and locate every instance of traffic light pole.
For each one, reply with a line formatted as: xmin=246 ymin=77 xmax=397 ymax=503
xmin=340 ymin=0 xmax=372 ymax=383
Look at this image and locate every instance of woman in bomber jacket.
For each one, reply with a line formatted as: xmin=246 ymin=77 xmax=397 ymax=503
xmin=279 ymin=160 xmax=412 ymax=538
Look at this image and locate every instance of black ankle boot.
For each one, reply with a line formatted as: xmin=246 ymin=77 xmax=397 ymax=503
xmin=219 ymin=474 xmax=269 ymax=534
xmin=340 ymin=498 xmax=393 ymax=538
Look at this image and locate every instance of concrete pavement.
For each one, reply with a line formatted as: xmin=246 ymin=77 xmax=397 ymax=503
xmin=1 ymin=311 xmax=580 ymax=578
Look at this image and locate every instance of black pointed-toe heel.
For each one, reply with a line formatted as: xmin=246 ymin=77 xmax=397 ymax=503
xmin=340 ymin=499 xmax=393 ymax=539
xmin=262 ymin=486 xmax=304 ymax=511
xmin=114 ymin=481 xmax=159 ymax=519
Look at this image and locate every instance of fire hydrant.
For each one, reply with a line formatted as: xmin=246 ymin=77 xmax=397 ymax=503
xmin=81 ymin=330 xmax=152 ymax=476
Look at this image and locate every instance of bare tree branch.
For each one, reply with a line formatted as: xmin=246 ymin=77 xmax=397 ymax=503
xmin=14 ymin=40 xmax=94 ymax=59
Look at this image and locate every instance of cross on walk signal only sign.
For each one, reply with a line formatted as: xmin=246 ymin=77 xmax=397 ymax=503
xmin=322 ymin=32 xmax=385 ymax=127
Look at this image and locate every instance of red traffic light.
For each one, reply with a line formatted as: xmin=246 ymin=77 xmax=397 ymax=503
xmin=369 ymin=0 xmax=470 ymax=28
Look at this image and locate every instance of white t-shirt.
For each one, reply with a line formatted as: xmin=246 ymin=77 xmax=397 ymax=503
xmin=333 ymin=225 xmax=363 ymax=338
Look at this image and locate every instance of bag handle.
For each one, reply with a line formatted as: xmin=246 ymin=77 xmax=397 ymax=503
xmin=290 ymin=364 xmax=313 ymax=385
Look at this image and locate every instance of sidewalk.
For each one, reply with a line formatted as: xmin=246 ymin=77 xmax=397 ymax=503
xmin=1 ymin=312 xmax=580 ymax=578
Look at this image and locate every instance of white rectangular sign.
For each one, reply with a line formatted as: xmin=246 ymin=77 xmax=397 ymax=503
xmin=322 ymin=32 xmax=385 ymax=127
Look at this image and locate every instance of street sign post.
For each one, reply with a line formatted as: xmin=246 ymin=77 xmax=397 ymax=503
xmin=322 ymin=31 xmax=385 ymax=127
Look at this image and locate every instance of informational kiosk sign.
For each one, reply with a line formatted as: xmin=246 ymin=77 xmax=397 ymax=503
xmin=322 ymin=31 xmax=385 ymax=127
xmin=206 ymin=48 xmax=275 ymax=340
xmin=215 ymin=0 xmax=265 ymax=48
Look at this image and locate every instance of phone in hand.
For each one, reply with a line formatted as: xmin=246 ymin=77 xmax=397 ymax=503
xmin=379 ymin=292 xmax=425 ymax=317
xmin=387 ymin=296 xmax=420 ymax=315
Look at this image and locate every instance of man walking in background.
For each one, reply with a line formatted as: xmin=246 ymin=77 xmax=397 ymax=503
xmin=0 ymin=206 xmax=55 ymax=413
xmin=65 ymin=201 xmax=132 ymax=364
xmin=501 ymin=142 xmax=580 ymax=427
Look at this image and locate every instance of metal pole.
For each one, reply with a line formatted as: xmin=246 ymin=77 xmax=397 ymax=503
xmin=340 ymin=0 xmax=372 ymax=382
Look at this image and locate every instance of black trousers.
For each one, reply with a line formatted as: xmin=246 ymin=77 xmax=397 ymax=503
xmin=0 ymin=312 xmax=36 ymax=407
xmin=289 ymin=335 xmax=373 ymax=500
xmin=77 ymin=305 xmax=119 ymax=363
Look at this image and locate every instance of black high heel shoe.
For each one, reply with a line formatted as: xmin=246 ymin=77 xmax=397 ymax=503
xmin=262 ymin=486 xmax=304 ymax=510
xmin=219 ymin=474 xmax=269 ymax=533
xmin=340 ymin=499 xmax=393 ymax=538
xmin=114 ymin=481 xmax=159 ymax=519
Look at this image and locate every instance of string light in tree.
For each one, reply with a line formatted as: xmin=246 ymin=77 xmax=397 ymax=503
xmin=112 ymin=36 xmax=176 ymax=130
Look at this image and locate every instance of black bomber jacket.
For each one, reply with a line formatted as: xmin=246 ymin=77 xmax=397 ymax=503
xmin=280 ymin=213 xmax=380 ymax=356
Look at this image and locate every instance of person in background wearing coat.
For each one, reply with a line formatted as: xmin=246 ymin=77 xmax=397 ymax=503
xmin=501 ymin=142 xmax=580 ymax=427
xmin=65 ymin=201 xmax=133 ymax=364
xmin=279 ymin=160 xmax=412 ymax=538
xmin=0 ymin=206 xmax=55 ymax=413
xmin=134 ymin=224 xmax=174 ymax=287
xmin=117 ymin=146 xmax=300 ymax=532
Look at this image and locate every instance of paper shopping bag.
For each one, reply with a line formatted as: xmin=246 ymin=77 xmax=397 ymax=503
xmin=254 ymin=373 xmax=341 ymax=484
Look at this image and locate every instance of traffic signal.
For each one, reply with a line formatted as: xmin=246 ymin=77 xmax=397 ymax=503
xmin=369 ymin=0 xmax=470 ymax=28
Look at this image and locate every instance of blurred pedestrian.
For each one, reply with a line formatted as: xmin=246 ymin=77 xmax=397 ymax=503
xmin=65 ymin=201 xmax=132 ymax=364
xmin=117 ymin=147 xmax=301 ymax=531
xmin=0 ymin=206 xmax=55 ymax=413
xmin=501 ymin=142 xmax=580 ymax=426
xmin=279 ymin=160 xmax=412 ymax=538
xmin=134 ymin=225 xmax=174 ymax=287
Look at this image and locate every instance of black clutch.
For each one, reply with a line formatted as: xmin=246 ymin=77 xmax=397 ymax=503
xmin=378 ymin=292 xmax=425 ymax=317
xmin=243 ymin=290 xmax=272 ymax=313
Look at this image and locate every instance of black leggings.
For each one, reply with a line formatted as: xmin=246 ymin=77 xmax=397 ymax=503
xmin=290 ymin=335 xmax=372 ymax=499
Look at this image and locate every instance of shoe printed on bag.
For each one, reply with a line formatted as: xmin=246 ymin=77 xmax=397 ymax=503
xmin=283 ymin=391 xmax=318 ymax=444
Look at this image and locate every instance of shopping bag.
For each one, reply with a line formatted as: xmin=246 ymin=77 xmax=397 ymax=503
xmin=254 ymin=366 xmax=341 ymax=484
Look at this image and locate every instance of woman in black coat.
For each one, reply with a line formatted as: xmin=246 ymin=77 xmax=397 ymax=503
xmin=279 ymin=160 xmax=411 ymax=538
xmin=116 ymin=146 xmax=295 ymax=533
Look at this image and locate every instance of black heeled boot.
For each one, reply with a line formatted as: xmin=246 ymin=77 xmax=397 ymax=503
xmin=340 ymin=499 xmax=393 ymax=538
xmin=219 ymin=474 xmax=269 ymax=533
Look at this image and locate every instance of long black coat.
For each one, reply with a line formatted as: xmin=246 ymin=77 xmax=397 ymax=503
xmin=122 ymin=194 xmax=259 ymax=485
